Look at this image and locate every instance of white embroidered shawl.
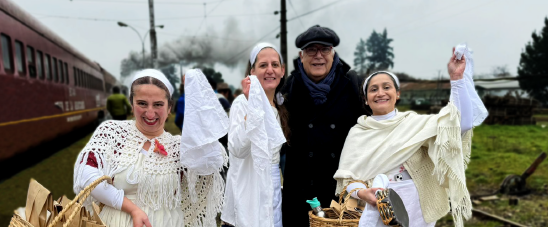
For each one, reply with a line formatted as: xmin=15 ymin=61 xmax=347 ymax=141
xmin=334 ymin=103 xmax=472 ymax=227
xmin=73 ymin=69 xmax=229 ymax=227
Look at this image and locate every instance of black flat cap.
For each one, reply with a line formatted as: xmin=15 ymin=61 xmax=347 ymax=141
xmin=295 ymin=25 xmax=340 ymax=49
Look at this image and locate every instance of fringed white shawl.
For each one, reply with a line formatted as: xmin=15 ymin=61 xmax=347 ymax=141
xmin=73 ymin=69 xmax=229 ymax=227
xmin=334 ymin=102 xmax=472 ymax=227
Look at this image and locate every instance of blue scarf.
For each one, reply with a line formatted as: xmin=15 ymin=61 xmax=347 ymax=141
xmin=297 ymin=53 xmax=340 ymax=105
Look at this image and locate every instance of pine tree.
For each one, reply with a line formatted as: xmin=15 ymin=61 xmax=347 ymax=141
xmin=353 ymin=38 xmax=368 ymax=76
xmin=365 ymin=29 xmax=394 ymax=71
xmin=518 ymin=17 xmax=548 ymax=106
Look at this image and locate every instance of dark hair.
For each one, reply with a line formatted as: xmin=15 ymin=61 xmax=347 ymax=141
xmin=246 ymin=47 xmax=291 ymax=143
xmin=360 ymin=72 xmax=401 ymax=115
xmin=129 ymin=76 xmax=174 ymax=109
xmin=112 ymin=86 xmax=120 ymax=93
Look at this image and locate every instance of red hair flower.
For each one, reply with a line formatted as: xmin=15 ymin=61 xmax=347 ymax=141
xmin=154 ymin=139 xmax=168 ymax=156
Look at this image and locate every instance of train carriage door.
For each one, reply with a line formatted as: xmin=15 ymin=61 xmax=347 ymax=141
xmin=1 ymin=33 xmax=13 ymax=74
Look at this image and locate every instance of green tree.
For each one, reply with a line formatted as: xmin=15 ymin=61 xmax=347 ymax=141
xmin=198 ymin=66 xmax=224 ymax=83
xmin=160 ymin=64 xmax=180 ymax=98
xmin=365 ymin=29 xmax=394 ymax=71
xmin=353 ymin=38 xmax=368 ymax=76
xmin=518 ymin=17 xmax=548 ymax=106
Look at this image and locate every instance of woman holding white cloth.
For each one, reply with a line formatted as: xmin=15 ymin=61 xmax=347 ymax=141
xmin=73 ymin=69 xmax=228 ymax=227
xmin=334 ymin=46 xmax=488 ymax=227
xmin=221 ymin=43 xmax=289 ymax=227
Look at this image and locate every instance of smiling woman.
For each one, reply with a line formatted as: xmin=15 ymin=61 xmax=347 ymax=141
xmin=73 ymin=69 xmax=229 ymax=227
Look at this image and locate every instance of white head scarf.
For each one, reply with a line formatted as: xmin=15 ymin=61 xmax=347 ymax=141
xmin=131 ymin=69 xmax=174 ymax=96
xmin=362 ymin=71 xmax=400 ymax=95
xmin=249 ymin=42 xmax=284 ymax=66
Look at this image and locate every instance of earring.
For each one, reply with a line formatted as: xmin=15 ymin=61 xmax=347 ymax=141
xmin=365 ymin=101 xmax=368 ymax=105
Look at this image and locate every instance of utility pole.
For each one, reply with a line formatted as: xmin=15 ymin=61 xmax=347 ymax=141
xmin=148 ymin=0 xmax=158 ymax=68
xmin=280 ymin=0 xmax=287 ymax=76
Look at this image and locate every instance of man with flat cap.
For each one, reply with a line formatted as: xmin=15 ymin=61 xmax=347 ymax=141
xmin=281 ymin=25 xmax=366 ymax=225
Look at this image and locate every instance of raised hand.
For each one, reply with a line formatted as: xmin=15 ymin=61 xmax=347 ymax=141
xmin=447 ymin=47 xmax=466 ymax=81
xmin=241 ymin=76 xmax=251 ymax=99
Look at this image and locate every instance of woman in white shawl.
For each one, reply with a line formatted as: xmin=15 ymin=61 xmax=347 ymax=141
xmin=334 ymin=46 xmax=488 ymax=227
xmin=221 ymin=43 xmax=289 ymax=227
xmin=73 ymin=69 xmax=228 ymax=227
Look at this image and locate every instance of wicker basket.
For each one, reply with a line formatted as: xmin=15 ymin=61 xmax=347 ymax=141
xmin=9 ymin=176 xmax=111 ymax=227
xmin=308 ymin=180 xmax=367 ymax=227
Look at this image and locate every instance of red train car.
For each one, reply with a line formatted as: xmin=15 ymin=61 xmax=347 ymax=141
xmin=0 ymin=0 xmax=117 ymax=161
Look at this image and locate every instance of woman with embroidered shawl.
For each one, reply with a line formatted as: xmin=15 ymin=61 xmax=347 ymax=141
xmin=73 ymin=69 xmax=229 ymax=227
xmin=334 ymin=45 xmax=488 ymax=227
xmin=221 ymin=43 xmax=289 ymax=227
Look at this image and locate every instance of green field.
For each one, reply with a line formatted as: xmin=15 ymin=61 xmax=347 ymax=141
xmin=1 ymin=116 xmax=547 ymax=226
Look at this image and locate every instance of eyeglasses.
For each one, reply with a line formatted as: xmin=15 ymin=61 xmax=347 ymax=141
xmin=303 ymin=46 xmax=332 ymax=56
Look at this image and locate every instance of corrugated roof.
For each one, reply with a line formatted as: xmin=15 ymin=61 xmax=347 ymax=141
xmin=400 ymin=82 xmax=450 ymax=91
xmin=475 ymin=80 xmax=520 ymax=90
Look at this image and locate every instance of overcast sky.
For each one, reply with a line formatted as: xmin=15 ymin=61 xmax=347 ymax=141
xmin=12 ymin=0 xmax=548 ymax=88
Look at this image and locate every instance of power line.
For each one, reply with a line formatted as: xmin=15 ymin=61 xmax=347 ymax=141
xmin=226 ymin=26 xmax=281 ymax=63
xmin=32 ymin=12 xmax=273 ymax=22
xmin=192 ymin=0 xmax=227 ymax=41
xmin=287 ymin=0 xmax=347 ymax=21
xmin=72 ymin=0 xmax=228 ymax=5
xmin=288 ymin=0 xmax=305 ymax=29
xmin=392 ymin=0 xmax=500 ymax=36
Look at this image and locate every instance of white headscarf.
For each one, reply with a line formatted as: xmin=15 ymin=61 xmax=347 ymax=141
xmin=131 ymin=69 xmax=174 ymax=96
xmin=362 ymin=71 xmax=400 ymax=95
xmin=249 ymin=42 xmax=284 ymax=66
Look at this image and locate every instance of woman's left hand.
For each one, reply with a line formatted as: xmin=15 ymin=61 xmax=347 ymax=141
xmin=447 ymin=47 xmax=466 ymax=81
xmin=357 ymin=187 xmax=384 ymax=206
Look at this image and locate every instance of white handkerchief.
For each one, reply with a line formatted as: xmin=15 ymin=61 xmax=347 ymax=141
xmin=180 ymin=69 xmax=229 ymax=174
xmin=246 ymin=75 xmax=286 ymax=172
xmin=454 ymin=44 xmax=488 ymax=126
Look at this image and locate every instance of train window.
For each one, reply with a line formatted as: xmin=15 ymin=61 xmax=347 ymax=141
xmin=75 ymin=68 xmax=80 ymax=87
xmin=52 ymin=57 xmax=58 ymax=82
xmin=58 ymin=60 xmax=64 ymax=83
xmin=1 ymin=34 xmax=13 ymax=72
xmin=64 ymin=63 xmax=69 ymax=84
xmin=26 ymin=46 xmax=36 ymax=78
xmin=44 ymin=54 xmax=51 ymax=80
xmin=15 ymin=40 xmax=25 ymax=75
xmin=73 ymin=67 xmax=77 ymax=86
xmin=36 ymin=51 xmax=43 ymax=79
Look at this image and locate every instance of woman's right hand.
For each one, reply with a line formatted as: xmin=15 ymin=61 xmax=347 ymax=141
xmin=241 ymin=76 xmax=251 ymax=99
xmin=357 ymin=187 xmax=384 ymax=206
xmin=130 ymin=208 xmax=152 ymax=227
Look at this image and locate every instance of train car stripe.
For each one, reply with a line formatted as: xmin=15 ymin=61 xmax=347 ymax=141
xmin=0 ymin=107 xmax=105 ymax=127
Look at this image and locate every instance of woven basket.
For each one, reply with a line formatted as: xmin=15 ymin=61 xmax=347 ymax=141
xmin=308 ymin=180 xmax=367 ymax=227
xmin=9 ymin=176 xmax=111 ymax=227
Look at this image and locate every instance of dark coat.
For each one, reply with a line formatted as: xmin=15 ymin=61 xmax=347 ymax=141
xmin=281 ymin=59 xmax=366 ymax=226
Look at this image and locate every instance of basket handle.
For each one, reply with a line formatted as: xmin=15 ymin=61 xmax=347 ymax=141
xmin=337 ymin=180 xmax=368 ymax=223
xmin=47 ymin=175 xmax=111 ymax=227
